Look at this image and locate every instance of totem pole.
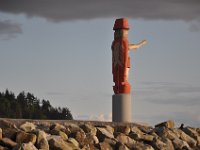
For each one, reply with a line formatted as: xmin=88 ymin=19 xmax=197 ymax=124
xmin=112 ymin=18 xmax=147 ymax=122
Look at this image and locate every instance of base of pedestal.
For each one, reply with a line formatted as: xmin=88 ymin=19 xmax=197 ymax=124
xmin=112 ymin=94 xmax=132 ymax=122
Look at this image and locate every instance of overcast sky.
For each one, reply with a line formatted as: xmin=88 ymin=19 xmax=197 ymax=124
xmin=0 ymin=0 xmax=200 ymax=127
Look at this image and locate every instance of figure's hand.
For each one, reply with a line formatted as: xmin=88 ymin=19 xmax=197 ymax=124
xmin=141 ymin=40 xmax=147 ymax=46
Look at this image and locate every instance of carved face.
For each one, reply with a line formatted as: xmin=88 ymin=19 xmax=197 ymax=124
xmin=114 ymin=29 xmax=128 ymax=39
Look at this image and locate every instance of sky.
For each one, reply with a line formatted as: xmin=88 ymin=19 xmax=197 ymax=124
xmin=0 ymin=0 xmax=200 ymax=127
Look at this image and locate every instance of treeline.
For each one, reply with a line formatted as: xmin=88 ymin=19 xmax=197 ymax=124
xmin=0 ymin=90 xmax=73 ymax=120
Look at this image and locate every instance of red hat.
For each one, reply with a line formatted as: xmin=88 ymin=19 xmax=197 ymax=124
xmin=113 ymin=18 xmax=129 ymax=30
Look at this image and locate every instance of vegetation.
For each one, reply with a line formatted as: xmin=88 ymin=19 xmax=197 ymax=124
xmin=0 ymin=89 xmax=73 ymax=120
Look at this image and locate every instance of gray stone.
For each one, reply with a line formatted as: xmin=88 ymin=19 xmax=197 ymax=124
xmin=0 ymin=137 xmax=17 ymax=148
xmin=67 ymin=137 xmax=79 ymax=148
xmin=129 ymin=132 xmax=154 ymax=142
xmin=103 ymin=137 xmax=117 ymax=147
xmin=2 ymin=128 xmax=18 ymax=140
xmin=0 ymin=128 xmax=2 ymax=140
xmin=174 ymin=129 xmax=197 ymax=147
xmin=161 ymin=138 xmax=175 ymax=150
xmin=105 ymin=125 xmax=114 ymax=135
xmin=0 ymin=145 xmax=8 ymax=150
xmin=50 ymin=123 xmax=66 ymax=133
xmin=97 ymin=127 xmax=114 ymax=142
xmin=118 ymin=143 xmax=130 ymax=150
xmin=48 ymin=136 xmax=73 ymax=150
xmin=116 ymin=133 xmax=135 ymax=148
xmin=99 ymin=141 xmax=113 ymax=150
xmin=115 ymin=126 xmax=130 ymax=135
xmin=13 ymin=142 xmax=38 ymax=150
xmin=36 ymin=130 xmax=49 ymax=150
xmin=172 ymin=137 xmax=190 ymax=149
xmin=182 ymin=127 xmax=200 ymax=146
xmin=80 ymin=123 xmax=97 ymax=136
xmin=16 ymin=131 xmax=37 ymax=144
xmin=50 ymin=129 xmax=68 ymax=140
xmin=155 ymin=120 xmax=175 ymax=129
xmin=20 ymin=122 xmax=36 ymax=132
xmin=132 ymin=142 xmax=154 ymax=150
xmin=131 ymin=126 xmax=143 ymax=134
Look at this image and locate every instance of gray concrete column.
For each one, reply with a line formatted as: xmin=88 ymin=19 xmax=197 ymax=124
xmin=112 ymin=94 xmax=132 ymax=122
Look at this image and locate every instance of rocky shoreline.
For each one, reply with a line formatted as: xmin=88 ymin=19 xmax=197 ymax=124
xmin=0 ymin=119 xmax=200 ymax=150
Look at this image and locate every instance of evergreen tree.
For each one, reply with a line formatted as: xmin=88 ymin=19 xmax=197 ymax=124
xmin=0 ymin=90 xmax=73 ymax=120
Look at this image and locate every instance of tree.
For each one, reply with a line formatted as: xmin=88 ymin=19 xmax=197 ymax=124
xmin=0 ymin=90 xmax=73 ymax=120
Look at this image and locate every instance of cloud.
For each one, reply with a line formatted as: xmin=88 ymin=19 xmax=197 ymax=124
xmin=0 ymin=20 xmax=22 ymax=39
xmin=0 ymin=0 xmax=200 ymax=22
xmin=134 ymin=81 xmax=200 ymax=106
xmin=76 ymin=112 xmax=112 ymax=122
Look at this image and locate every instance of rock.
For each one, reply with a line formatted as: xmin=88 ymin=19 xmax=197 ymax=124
xmin=13 ymin=142 xmax=38 ymax=150
xmin=138 ymin=125 xmax=153 ymax=134
xmin=103 ymin=138 xmax=116 ymax=147
xmin=116 ymin=133 xmax=135 ymax=148
xmin=0 ymin=128 xmax=2 ymax=140
xmin=36 ymin=130 xmax=49 ymax=150
xmin=129 ymin=132 xmax=154 ymax=142
xmin=0 ymin=137 xmax=18 ymax=148
xmin=20 ymin=122 xmax=36 ymax=132
xmin=80 ymin=123 xmax=97 ymax=136
xmin=105 ymin=125 xmax=114 ymax=135
xmin=153 ymin=126 xmax=168 ymax=138
xmin=67 ymin=137 xmax=79 ymax=148
xmin=155 ymin=120 xmax=175 ymax=129
xmin=173 ymin=129 xmax=197 ymax=147
xmin=131 ymin=126 xmax=143 ymax=134
xmin=16 ymin=131 xmax=37 ymax=144
xmin=166 ymin=129 xmax=179 ymax=140
xmin=172 ymin=137 xmax=190 ymax=149
xmin=162 ymin=138 xmax=175 ymax=150
xmin=115 ymin=126 xmax=130 ymax=135
xmin=196 ymin=128 xmax=200 ymax=135
xmin=182 ymin=127 xmax=200 ymax=146
xmin=74 ymin=131 xmax=86 ymax=147
xmin=2 ymin=128 xmax=18 ymax=140
xmin=64 ymin=123 xmax=82 ymax=135
xmin=50 ymin=129 xmax=68 ymax=140
xmin=48 ymin=136 xmax=73 ymax=150
xmin=99 ymin=141 xmax=113 ymax=150
xmin=131 ymin=142 xmax=154 ymax=150
xmin=117 ymin=142 xmax=130 ymax=150
xmin=0 ymin=120 xmax=17 ymax=129
xmin=151 ymin=138 xmax=168 ymax=150
xmin=50 ymin=123 xmax=66 ymax=131
xmin=97 ymin=127 xmax=114 ymax=142
xmin=0 ymin=145 xmax=8 ymax=150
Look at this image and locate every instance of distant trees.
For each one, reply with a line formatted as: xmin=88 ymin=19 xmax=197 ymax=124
xmin=0 ymin=89 xmax=73 ymax=120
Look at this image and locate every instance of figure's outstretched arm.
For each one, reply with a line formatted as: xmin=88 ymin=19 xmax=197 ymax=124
xmin=129 ymin=40 xmax=147 ymax=51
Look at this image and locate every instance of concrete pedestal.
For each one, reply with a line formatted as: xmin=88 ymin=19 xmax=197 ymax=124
xmin=112 ymin=94 xmax=132 ymax=122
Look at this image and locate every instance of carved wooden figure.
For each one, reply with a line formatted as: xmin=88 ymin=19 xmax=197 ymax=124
xmin=112 ymin=18 xmax=147 ymax=94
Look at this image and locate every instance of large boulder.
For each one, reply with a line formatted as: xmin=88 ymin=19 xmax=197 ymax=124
xmin=96 ymin=127 xmax=114 ymax=142
xmin=116 ymin=133 xmax=135 ymax=149
xmin=182 ymin=127 xmax=200 ymax=146
xmin=48 ymin=136 xmax=73 ymax=150
xmin=20 ymin=122 xmax=36 ymax=132
xmin=80 ymin=123 xmax=97 ymax=136
xmin=0 ymin=137 xmax=18 ymax=148
xmin=13 ymin=142 xmax=38 ymax=150
xmin=0 ymin=145 xmax=8 ymax=150
xmin=0 ymin=128 xmax=2 ymax=140
xmin=155 ymin=120 xmax=175 ymax=129
xmin=16 ymin=131 xmax=37 ymax=144
xmin=50 ymin=129 xmax=68 ymax=141
xmin=36 ymin=130 xmax=49 ymax=150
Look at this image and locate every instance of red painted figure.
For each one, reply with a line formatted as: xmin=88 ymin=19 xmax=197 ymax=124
xmin=112 ymin=18 xmax=147 ymax=94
